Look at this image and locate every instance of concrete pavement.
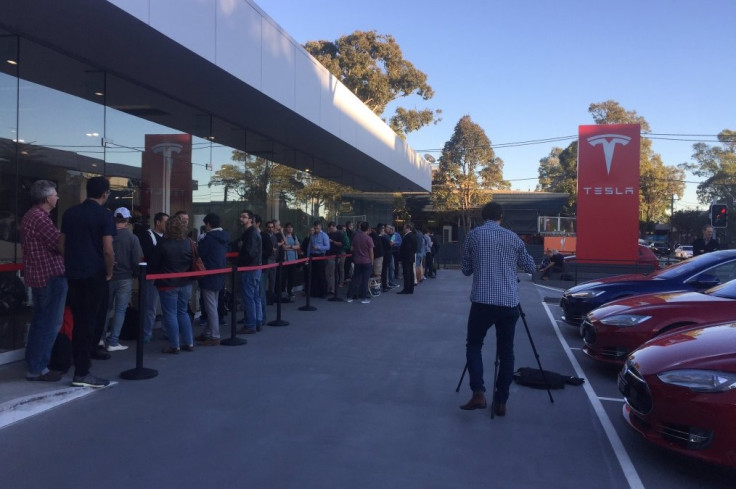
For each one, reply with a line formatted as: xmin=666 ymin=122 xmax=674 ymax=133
xmin=1 ymin=270 xmax=636 ymax=489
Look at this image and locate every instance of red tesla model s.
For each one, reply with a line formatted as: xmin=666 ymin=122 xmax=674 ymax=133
xmin=619 ymin=322 xmax=736 ymax=467
xmin=581 ymin=278 xmax=736 ymax=366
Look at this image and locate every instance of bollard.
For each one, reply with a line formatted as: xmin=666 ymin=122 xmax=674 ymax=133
xmin=298 ymin=256 xmax=317 ymax=311
xmin=120 ymin=262 xmax=158 ymax=380
xmin=268 ymin=255 xmax=289 ymax=326
xmin=328 ymin=254 xmax=344 ymax=302
xmin=221 ymin=263 xmax=247 ymax=345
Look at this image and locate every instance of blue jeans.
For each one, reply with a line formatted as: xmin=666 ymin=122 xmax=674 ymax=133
xmin=159 ymin=285 xmax=193 ymax=349
xmin=105 ymin=278 xmax=132 ymax=345
xmin=240 ymin=270 xmax=262 ymax=329
xmin=25 ymin=276 xmax=68 ymax=376
xmin=465 ymin=302 xmax=519 ymax=404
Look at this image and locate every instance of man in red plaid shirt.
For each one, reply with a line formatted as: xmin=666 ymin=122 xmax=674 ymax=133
xmin=20 ymin=179 xmax=67 ymax=382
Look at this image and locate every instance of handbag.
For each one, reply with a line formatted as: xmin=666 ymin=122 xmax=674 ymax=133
xmin=190 ymin=239 xmax=205 ymax=272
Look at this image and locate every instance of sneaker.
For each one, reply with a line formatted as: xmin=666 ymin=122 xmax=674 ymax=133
xmin=71 ymin=374 xmax=110 ymax=388
xmin=106 ymin=343 xmax=128 ymax=352
xmin=346 ymin=298 xmax=354 ymax=303
xmin=361 ymin=299 xmax=371 ymax=304
xmin=27 ymin=370 xmax=63 ymax=382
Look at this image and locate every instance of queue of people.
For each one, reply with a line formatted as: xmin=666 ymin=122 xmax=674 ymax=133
xmin=18 ymin=176 xmax=442 ymax=385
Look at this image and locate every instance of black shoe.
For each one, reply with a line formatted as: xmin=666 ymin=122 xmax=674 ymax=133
xmin=71 ymin=373 xmax=110 ymax=388
xmin=397 ymin=290 xmax=413 ymax=295
xmin=27 ymin=370 xmax=63 ymax=382
xmin=90 ymin=350 xmax=111 ymax=360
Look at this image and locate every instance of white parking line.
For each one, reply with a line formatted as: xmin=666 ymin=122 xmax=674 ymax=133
xmin=599 ymin=396 xmax=625 ymax=403
xmin=542 ymin=302 xmax=645 ymax=489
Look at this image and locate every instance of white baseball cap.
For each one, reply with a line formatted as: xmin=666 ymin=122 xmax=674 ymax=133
xmin=114 ymin=207 xmax=131 ymax=219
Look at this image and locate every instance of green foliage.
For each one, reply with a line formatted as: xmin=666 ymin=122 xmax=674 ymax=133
xmin=208 ymin=151 xmax=303 ymax=205
xmin=294 ymin=175 xmax=354 ymax=221
xmin=392 ymin=193 xmax=411 ymax=222
xmin=304 ymin=30 xmax=440 ymax=135
xmin=680 ymin=130 xmax=736 ymax=204
xmin=671 ymin=209 xmax=709 ymax=243
xmin=431 ymin=115 xmax=506 ymax=232
xmin=536 ymin=144 xmax=578 ymax=214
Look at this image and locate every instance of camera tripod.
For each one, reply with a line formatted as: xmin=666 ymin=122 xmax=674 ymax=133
xmin=455 ymin=303 xmax=554 ymax=419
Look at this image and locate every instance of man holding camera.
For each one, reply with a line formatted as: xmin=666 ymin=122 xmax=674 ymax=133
xmin=459 ymin=202 xmax=536 ymax=416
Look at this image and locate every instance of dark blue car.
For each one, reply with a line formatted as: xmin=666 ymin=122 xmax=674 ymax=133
xmin=560 ymin=250 xmax=736 ymax=326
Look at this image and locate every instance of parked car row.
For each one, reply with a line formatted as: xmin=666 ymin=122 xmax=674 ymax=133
xmin=560 ymin=250 xmax=736 ymax=468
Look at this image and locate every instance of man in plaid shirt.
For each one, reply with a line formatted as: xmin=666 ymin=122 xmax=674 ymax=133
xmin=20 ymin=180 xmax=67 ymax=382
xmin=459 ymin=202 xmax=536 ymax=417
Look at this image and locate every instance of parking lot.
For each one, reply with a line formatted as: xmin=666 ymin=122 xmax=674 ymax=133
xmin=539 ymin=281 xmax=734 ymax=488
xmin=1 ymin=272 xmax=734 ymax=488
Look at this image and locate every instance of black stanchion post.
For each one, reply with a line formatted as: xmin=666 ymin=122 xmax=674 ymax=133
xmin=299 ymin=256 xmax=317 ymax=311
xmin=328 ymin=254 xmax=343 ymax=302
xmin=120 ymin=263 xmax=158 ymax=380
xmin=268 ymin=257 xmax=289 ymax=326
xmin=221 ymin=264 xmax=247 ymax=345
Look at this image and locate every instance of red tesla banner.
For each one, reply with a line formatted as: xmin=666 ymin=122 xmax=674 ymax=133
xmin=577 ymin=124 xmax=640 ymax=263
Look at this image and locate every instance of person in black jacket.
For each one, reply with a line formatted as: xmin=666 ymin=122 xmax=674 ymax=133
xmin=138 ymin=212 xmax=168 ymax=343
xmin=195 ymin=213 xmax=229 ymax=346
xmin=237 ymin=210 xmax=262 ymax=333
xmin=155 ymin=215 xmax=195 ymax=353
xmin=397 ymin=223 xmax=418 ymax=294
xmin=692 ymin=224 xmax=720 ymax=256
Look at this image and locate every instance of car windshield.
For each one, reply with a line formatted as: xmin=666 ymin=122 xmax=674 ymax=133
xmin=707 ymin=279 xmax=736 ymax=299
xmin=650 ymin=251 xmax=733 ymax=280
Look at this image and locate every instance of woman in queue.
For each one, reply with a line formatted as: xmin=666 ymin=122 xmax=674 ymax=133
xmin=155 ymin=214 xmax=195 ymax=353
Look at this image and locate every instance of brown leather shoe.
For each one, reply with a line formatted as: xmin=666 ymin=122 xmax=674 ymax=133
xmin=459 ymin=391 xmax=487 ymax=410
xmin=196 ymin=338 xmax=220 ymax=346
xmin=492 ymin=402 xmax=506 ymax=416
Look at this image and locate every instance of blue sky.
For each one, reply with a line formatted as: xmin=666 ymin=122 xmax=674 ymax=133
xmin=254 ymin=0 xmax=735 ymax=210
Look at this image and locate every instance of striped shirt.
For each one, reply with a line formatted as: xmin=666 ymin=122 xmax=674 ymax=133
xmin=20 ymin=206 xmax=65 ymax=287
xmin=461 ymin=220 xmax=536 ymax=307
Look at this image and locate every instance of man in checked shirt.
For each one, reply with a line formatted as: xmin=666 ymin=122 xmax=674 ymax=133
xmin=459 ymin=202 xmax=536 ymax=417
xmin=20 ymin=180 xmax=67 ymax=382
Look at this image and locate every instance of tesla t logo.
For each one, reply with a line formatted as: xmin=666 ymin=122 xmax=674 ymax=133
xmin=587 ymin=134 xmax=631 ymax=174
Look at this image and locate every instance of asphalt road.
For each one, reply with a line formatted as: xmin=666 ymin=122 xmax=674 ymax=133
xmin=1 ymin=272 xmax=734 ymax=488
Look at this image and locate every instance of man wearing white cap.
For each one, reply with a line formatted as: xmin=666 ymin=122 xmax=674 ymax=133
xmin=103 ymin=207 xmax=143 ymax=351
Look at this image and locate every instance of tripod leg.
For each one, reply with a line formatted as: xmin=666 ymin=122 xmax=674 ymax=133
xmin=518 ymin=304 xmax=554 ymax=404
xmin=455 ymin=363 xmax=467 ymax=393
xmin=490 ymin=350 xmax=499 ymax=419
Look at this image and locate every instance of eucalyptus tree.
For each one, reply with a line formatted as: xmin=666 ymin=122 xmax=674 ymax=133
xmin=304 ymin=30 xmax=440 ymax=137
xmin=432 ymin=115 xmax=508 ymax=233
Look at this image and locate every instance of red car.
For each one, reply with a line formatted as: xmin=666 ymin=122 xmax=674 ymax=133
xmin=619 ymin=322 xmax=736 ymax=467
xmin=581 ymin=279 xmax=736 ymax=366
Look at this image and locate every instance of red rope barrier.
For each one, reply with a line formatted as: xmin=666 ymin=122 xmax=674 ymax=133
xmin=0 ymin=263 xmax=23 ymax=272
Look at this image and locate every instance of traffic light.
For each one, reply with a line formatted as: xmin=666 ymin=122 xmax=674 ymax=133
xmin=711 ymin=204 xmax=728 ymax=228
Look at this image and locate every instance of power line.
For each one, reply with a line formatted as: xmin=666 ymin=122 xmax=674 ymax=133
xmin=417 ymin=132 xmax=734 ymax=153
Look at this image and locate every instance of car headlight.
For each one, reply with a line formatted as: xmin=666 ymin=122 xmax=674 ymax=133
xmin=569 ymin=290 xmax=606 ymax=298
xmin=599 ymin=314 xmax=652 ymax=327
xmin=657 ymin=369 xmax=736 ymax=392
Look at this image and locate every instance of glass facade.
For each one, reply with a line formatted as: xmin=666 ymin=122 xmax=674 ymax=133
xmin=0 ymin=32 xmax=319 ymax=357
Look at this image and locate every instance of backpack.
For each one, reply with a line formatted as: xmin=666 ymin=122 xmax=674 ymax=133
xmin=513 ymin=367 xmax=585 ymax=389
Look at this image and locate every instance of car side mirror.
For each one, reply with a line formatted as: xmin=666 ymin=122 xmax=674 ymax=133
xmin=688 ymin=273 xmax=720 ymax=289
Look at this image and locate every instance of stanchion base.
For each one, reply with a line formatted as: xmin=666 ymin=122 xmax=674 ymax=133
xmin=327 ymin=297 xmax=344 ymax=302
xmin=120 ymin=367 xmax=158 ymax=380
xmin=268 ymin=319 xmax=289 ymax=326
xmin=298 ymin=305 xmax=317 ymax=311
xmin=220 ymin=337 xmax=248 ymax=346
